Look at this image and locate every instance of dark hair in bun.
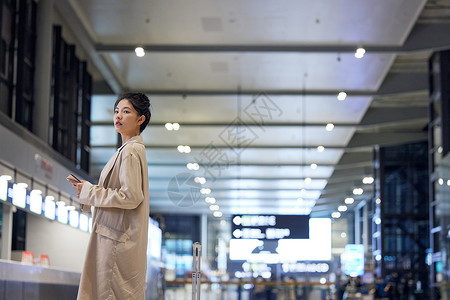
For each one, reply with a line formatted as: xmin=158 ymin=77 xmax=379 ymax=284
xmin=115 ymin=92 xmax=151 ymax=133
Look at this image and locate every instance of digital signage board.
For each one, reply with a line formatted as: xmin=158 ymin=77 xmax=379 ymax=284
xmin=230 ymin=218 xmax=331 ymax=262
xmin=342 ymin=244 xmax=365 ymax=277
xmin=232 ymin=214 xmax=309 ymax=240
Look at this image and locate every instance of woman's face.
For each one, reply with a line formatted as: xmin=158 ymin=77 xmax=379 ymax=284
xmin=114 ymin=99 xmax=143 ymax=136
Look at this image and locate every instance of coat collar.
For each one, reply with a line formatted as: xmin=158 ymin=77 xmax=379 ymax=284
xmin=118 ymin=135 xmax=143 ymax=151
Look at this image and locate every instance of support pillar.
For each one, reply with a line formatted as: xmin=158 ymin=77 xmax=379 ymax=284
xmin=32 ymin=0 xmax=54 ymax=142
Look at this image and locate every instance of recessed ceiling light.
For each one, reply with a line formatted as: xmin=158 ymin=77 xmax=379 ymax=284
xmin=353 ymin=188 xmax=363 ymax=195
xmin=331 ymin=212 xmax=341 ymax=218
xmin=194 ymin=177 xmax=206 ymax=184
xmin=317 ymin=146 xmax=325 ymax=152
xmin=201 ymin=188 xmax=211 ymax=195
xmin=338 ymin=205 xmax=347 ymax=212
xmin=305 ymin=177 xmax=311 ymax=185
xmin=355 ymin=47 xmax=365 ymax=58
xmin=344 ymin=197 xmax=354 ymax=204
xmin=135 ymin=47 xmax=145 ymax=57
xmin=213 ymin=211 xmax=223 ymax=217
xmin=326 ymin=123 xmax=334 ymax=131
xmin=187 ymin=163 xmax=200 ymax=170
xmin=205 ymin=197 xmax=216 ymax=203
xmin=438 ymin=178 xmax=444 ymax=185
xmin=362 ymin=176 xmax=374 ymax=184
xmin=310 ymin=163 xmax=317 ymax=169
xmin=337 ymin=92 xmax=347 ymax=101
xmin=178 ymin=145 xmax=191 ymax=153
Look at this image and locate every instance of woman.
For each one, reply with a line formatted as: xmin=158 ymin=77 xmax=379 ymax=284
xmin=68 ymin=92 xmax=151 ymax=299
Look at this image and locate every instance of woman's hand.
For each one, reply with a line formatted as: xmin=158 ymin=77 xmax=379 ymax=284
xmin=67 ymin=178 xmax=86 ymax=198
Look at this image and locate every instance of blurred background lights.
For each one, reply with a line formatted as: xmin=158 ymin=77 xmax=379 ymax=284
xmin=362 ymin=176 xmax=374 ymax=184
xmin=353 ymin=188 xmax=363 ymax=195
xmin=337 ymin=91 xmax=347 ymax=101
xmin=135 ymin=46 xmax=145 ymax=57
xmin=317 ymin=146 xmax=325 ymax=152
xmin=305 ymin=177 xmax=312 ymax=185
xmin=186 ymin=163 xmax=199 ymax=170
xmin=201 ymin=188 xmax=211 ymax=194
xmin=165 ymin=123 xmax=180 ymax=131
xmin=344 ymin=197 xmax=354 ymax=204
xmin=17 ymin=182 xmax=28 ymax=189
xmin=325 ymin=123 xmax=334 ymax=131
xmin=205 ymin=197 xmax=216 ymax=203
xmin=310 ymin=163 xmax=317 ymax=169
xmin=355 ymin=47 xmax=366 ymax=58
xmin=338 ymin=205 xmax=347 ymax=212
xmin=194 ymin=177 xmax=206 ymax=184
xmin=177 ymin=145 xmax=191 ymax=153
xmin=209 ymin=204 xmax=219 ymax=211
xmin=332 ymin=212 xmax=341 ymax=218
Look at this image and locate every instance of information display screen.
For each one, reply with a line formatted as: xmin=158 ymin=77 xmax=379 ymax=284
xmin=29 ymin=190 xmax=43 ymax=214
xmin=69 ymin=210 xmax=79 ymax=227
xmin=57 ymin=204 xmax=68 ymax=224
xmin=79 ymin=214 xmax=89 ymax=232
xmin=12 ymin=184 xmax=27 ymax=208
xmin=342 ymin=244 xmax=365 ymax=277
xmin=44 ymin=197 xmax=56 ymax=220
xmin=0 ymin=177 xmax=8 ymax=201
xmin=232 ymin=214 xmax=309 ymax=240
xmin=230 ymin=218 xmax=331 ymax=262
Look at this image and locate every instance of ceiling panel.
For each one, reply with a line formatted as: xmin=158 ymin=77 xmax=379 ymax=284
xmin=106 ymin=52 xmax=395 ymax=91
xmin=92 ymin=94 xmax=372 ymax=124
xmin=74 ymin=0 xmax=425 ymax=45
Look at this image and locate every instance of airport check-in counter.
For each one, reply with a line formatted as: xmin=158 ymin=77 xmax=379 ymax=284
xmin=0 ymin=259 xmax=80 ymax=299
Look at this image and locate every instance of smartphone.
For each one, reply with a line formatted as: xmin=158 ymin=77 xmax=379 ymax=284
xmin=68 ymin=173 xmax=81 ymax=182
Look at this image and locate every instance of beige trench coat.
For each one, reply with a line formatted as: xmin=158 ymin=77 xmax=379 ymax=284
xmin=77 ymin=135 xmax=149 ymax=300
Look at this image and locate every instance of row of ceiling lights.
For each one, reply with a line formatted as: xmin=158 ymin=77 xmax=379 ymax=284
xmin=331 ymin=176 xmax=374 ymax=219
xmin=168 ymin=126 xmax=223 ymax=217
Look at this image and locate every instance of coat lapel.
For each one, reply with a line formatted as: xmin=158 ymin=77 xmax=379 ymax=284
xmin=98 ymin=136 xmax=144 ymax=187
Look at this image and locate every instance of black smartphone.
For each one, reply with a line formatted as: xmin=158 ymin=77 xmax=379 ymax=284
xmin=68 ymin=173 xmax=81 ymax=182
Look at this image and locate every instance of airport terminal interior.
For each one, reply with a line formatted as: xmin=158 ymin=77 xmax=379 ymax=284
xmin=0 ymin=0 xmax=450 ymax=299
